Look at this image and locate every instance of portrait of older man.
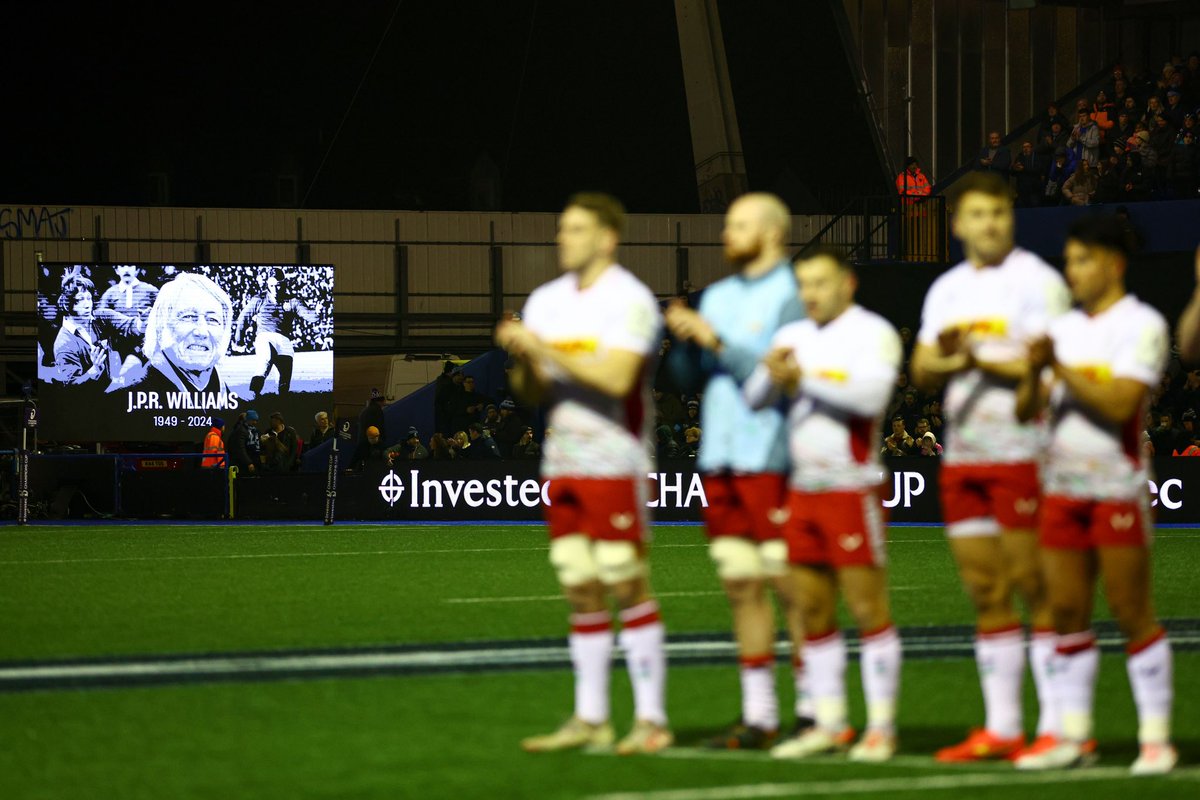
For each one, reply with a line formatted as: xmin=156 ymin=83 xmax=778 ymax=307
xmin=138 ymin=272 xmax=234 ymax=395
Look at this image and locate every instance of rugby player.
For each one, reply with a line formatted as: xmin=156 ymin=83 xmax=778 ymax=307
xmin=495 ymin=192 xmax=671 ymax=755
xmin=664 ymin=193 xmax=811 ymax=748
xmin=744 ymin=248 xmax=904 ymax=762
xmin=910 ymin=172 xmax=1070 ymax=762
xmin=1013 ymin=215 xmax=1175 ymax=774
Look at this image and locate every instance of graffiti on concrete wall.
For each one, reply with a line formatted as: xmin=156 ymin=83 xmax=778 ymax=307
xmin=0 ymin=207 xmax=73 ymax=240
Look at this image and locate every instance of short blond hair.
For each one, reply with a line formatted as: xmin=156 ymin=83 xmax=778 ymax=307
xmin=733 ymin=192 xmax=792 ymax=243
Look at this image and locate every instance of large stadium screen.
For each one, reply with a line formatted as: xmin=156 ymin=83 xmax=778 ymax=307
xmin=36 ymin=263 xmax=334 ymax=442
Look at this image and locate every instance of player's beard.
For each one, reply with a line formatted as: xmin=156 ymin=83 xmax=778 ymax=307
xmin=724 ymin=239 xmax=762 ymax=269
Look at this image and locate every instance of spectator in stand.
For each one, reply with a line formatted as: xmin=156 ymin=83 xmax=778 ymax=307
xmin=262 ymin=412 xmax=300 ymax=472
xmin=1150 ymin=113 xmax=1177 ymax=181
xmin=918 ymin=432 xmax=943 ymax=457
xmin=913 ymin=417 xmax=932 ymax=440
xmin=1122 ymin=95 xmax=1140 ymax=123
xmin=1121 ymin=150 xmax=1152 ymax=202
xmin=1111 ymin=78 xmax=1133 ymax=110
xmin=923 ymin=399 xmax=945 ymax=438
xmin=1013 ymin=141 xmax=1046 ymax=207
xmin=387 ymin=427 xmax=429 ymax=464
xmin=493 ymin=398 xmax=525 ymax=457
xmin=465 ymin=422 xmax=501 ymax=459
xmin=1180 ymin=409 xmax=1199 ymax=451
xmin=1165 ymin=90 xmax=1186 ymax=129
xmin=1062 ymin=159 xmax=1098 ymax=206
xmin=1150 ymin=411 xmax=1188 ymax=456
xmin=679 ymin=426 xmax=701 ymax=459
xmin=896 ymin=156 xmax=932 ymax=202
xmin=1094 ymin=156 xmax=1122 ymax=204
xmin=359 ymin=388 xmax=386 ymax=453
xmin=655 ymin=425 xmax=680 ymax=461
xmin=1036 ymin=103 xmax=1070 ymax=145
xmin=896 ymin=389 xmax=923 ymax=430
xmin=309 ymin=411 xmax=335 ymax=448
xmin=975 ymin=131 xmax=1011 ymax=176
xmin=1091 ymin=90 xmax=1116 ymax=139
xmin=511 ymin=426 xmax=541 ymax=460
xmin=1144 ymin=96 xmax=1166 ymax=128
xmin=352 ymin=425 xmax=388 ymax=469
xmin=1069 ymin=109 xmax=1101 ymax=165
xmin=1044 ymin=147 xmax=1077 ymax=205
xmin=228 ymin=411 xmax=258 ymax=474
xmin=1175 ymin=369 xmax=1200 ymax=413
xmin=429 ymin=432 xmax=454 ymax=460
xmin=451 ymin=375 xmax=487 ymax=432
xmin=482 ymin=404 xmax=501 ymax=434
xmin=653 ymin=387 xmax=686 ymax=434
xmin=451 ymin=430 xmax=470 ymax=457
xmin=1037 ymin=122 xmax=1070 ymax=170
xmin=1114 ymin=110 xmax=1137 ymax=147
xmin=201 ymin=417 xmax=226 ymax=468
xmin=684 ymin=398 xmax=701 ymax=429
xmin=1172 ymin=128 xmax=1197 ymax=198
xmin=435 ymin=365 xmax=464 ymax=435
xmin=881 ymin=416 xmax=917 ymax=457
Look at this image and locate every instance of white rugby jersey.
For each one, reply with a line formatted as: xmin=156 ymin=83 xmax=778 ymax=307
xmin=1043 ymin=295 xmax=1168 ymax=501
xmin=917 ymin=248 xmax=1071 ymax=464
xmin=745 ymin=305 xmax=901 ymax=491
xmin=521 ymin=264 xmax=662 ymax=478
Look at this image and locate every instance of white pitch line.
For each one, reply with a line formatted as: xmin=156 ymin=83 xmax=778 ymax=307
xmin=595 ymin=748 xmax=1011 ymax=772
xmin=581 ymin=766 xmax=1200 ymax=800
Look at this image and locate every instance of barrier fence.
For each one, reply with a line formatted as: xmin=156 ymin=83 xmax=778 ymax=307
xmin=10 ymin=456 xmax=1198 ymax=526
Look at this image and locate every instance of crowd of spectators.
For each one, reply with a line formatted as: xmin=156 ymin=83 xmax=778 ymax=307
xmin=899 ymin=55 xmax=1200 ymax=208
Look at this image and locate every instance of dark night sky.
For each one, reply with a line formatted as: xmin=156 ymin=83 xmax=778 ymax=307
xmin=3 ymin=1 xmax=885 ymax=213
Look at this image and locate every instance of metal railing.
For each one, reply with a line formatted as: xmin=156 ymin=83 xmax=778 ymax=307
xmin=797 ymin=195 xmax=947 ymax=265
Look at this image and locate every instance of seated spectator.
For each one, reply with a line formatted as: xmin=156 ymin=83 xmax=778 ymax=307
xmin=684 ymin=399 xmax=701 ymax=429
xmin=896 ymin=156 xmax=932 ymax=202
xmin=881 ymin=416 xmax=917 ymax=457
xmin=1093 ymin=157 xmax=1122 ymax=204
xmin=1069 ymin=110 xmax=1101 ymax=165
xmin=1165 ymin=89 xmax=1186 ymax=129
xmin=918 ymin=431 xmax=943 ymax=457
xmin=655 ymin=425 xmax=680 ymax=461
xmin=387 ymin=427 xmax=429 ymax=464
xmin=1013 ymin=141 xmax=1046 ymax=207
xmin=1062 ymin=159 xmax=1098 ymax=205
xmin=1172 ymin=129 xmax=1197 ymax=197
xmin=975 ymin=131 xmax=1011 ymax=176
xmin=1044 ymin=147 xmax=1077 ymax=205
xmin=451 ymin=430 xmax=470 ymax=457
xmin=201 ymin=417 xmax=226 ymax=468
xmin=482 ymin=403 xmax=501 ymax=430
xmin=1180 ymin=409 xmax=1200 ymax=451
xmin=451 ymin=375 xmax=487 ymax=432
xmin=262 ymin=412 xmax=300 ymax=472
xmin=1120 ymin=150 xmax=1152 ymax=202
xmin=1150 ymin=411 xmax=1188 ymax=456
xmin=923 ymin=399 xmax=945 ymax=437
xmin=465 ymin=422 xmax=500 ymax=459
xmin=679 ymin=426 xmax=702 ymax=459
xmin=429 ymin=432 xmax=455 ymax=460
xmin=309 ymin=411 xmax=335 ymax=448
xmin=1114 ymin=110 xmax=1136 ymax=147
xmin=896 ymin=390 xmax=923 ymax=430
xmin=493 ymin=399 xmax=525 ymax=456
xmin=511 ymin=426 xmax=542 ymax=460
xmin=1121 ymin=94 xmax=1139 ymax=120
xmin=913 ymin=417 xmax=932 ymax=440
xmin=653 ymin=388 xmax=686 ymax=433
xmin=1176 ymin=369 xmax=1200 ymax=412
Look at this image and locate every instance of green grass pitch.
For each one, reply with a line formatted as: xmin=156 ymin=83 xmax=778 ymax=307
xmin=1 ymin=522 xmax=1198 ymax=799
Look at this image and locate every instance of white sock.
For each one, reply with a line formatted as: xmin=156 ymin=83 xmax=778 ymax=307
xmin=1030 ymin=628 xmax=1058 ymax=737
xmin=974 ymin=625 xmax=1025 ymax=738
xmin=618 ymin=601 xmax=668 ymax=726
xmin=1126 ymin=630 xmax=1173 ymax=745
xmin=1053 ymin=631 xmax=1099 ymax=743
xmin=804 ymin=630 xmax=848 ymax=732
xmin=739 ymin=655 xmax=779 ymax=731
xmin=793 ymin=656 xmax=815 ymax=720
xmin=860 ymin=624 xmax=902 ymax=734
xmin=569 ymin=610 xmax=613 ymax=725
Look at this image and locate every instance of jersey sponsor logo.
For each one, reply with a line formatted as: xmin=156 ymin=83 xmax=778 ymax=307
xmin=1076 ymin=363 xmax=1113 ymax=384
xmin=549 ymin=338 xmax=598 ymax=355
xmin=958 ymin=318 xmax=1009 ymax=338
xmin=815 ymin=368 xmax=849 ymax=383
xmin=1110 ymin=511 xmax=1136 ymax=531
xmin=839 ymin=532 xmax=864 ymax=552
xmin=1014 ymin=497 xmax=1039 ymax=517
xmin=610 ymin=512 xmax=636 ymax=531
xmin=766 ymin=506 xmax=791 ymax=526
